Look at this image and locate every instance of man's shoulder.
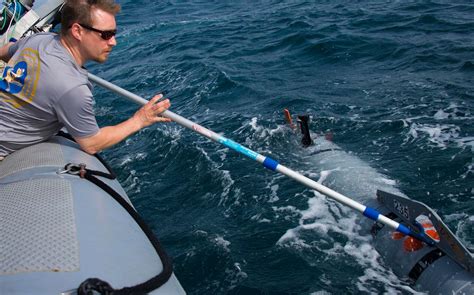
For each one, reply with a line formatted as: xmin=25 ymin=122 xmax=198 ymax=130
xmin=8 ymin=32 xmax=58 ymax=57
xmin=20 ymin=32 xmax=57 ymax=45
xmin=29 ymin=32 xmax=56 ymax=38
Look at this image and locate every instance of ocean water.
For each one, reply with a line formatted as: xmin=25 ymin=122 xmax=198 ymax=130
xmin=89 ymin=1 xmax=473 ymax=294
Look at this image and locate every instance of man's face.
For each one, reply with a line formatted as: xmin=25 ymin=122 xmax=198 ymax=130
xmin=81 ymin=8 xmax=117 ymax=63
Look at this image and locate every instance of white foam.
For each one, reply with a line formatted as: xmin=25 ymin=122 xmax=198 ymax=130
xmin=217 ymin=148 xmax=229 ymax=161
xmin=375 ymin=177 xmax=397 ymax=186
xmin=275 ymin=137 xmax=424 ymax=292
xmin=272 ymin=205 xmax=299 ymax=214
xmin=194 ymin=230 xmax=208 ymax=237
xmin=343 ymin=242 xmax=423 ymax=294
xmin=433 ymin=102 xmax=474 ymax=121
xmin=277 ymin=192 xmax=364 ymax=246
xmin=434 ymin=109 xmax=450 ymax=120
xmin=226 ymin=262 xmax=248 ymax=291
xmin=193 ymin=145 xmax=241 ymax=208
xmin=443 ymin=212 xmax=468 ymax=223
xmin=268 ymin=184 xmax=280 ymax=202
xmin=120 ymin=156 xmax=133 ymax=166
xmin=357 ymin=267 xmax=425 ymax=294
xmin=401 ymin=116 xmax=428 ymax=127
xmin=300 ymin=194 xmax=336 ymax=223
xmin=405 ymin=122 xmax=461 ymax=148
xmin=246 ymin=117 xmax=287 ymax=140
xmin=455 ymin=136 xmax=474 ymax=151
xmin=277 ymin=228 xmax=299 ymax=244
xmin=319 ymin=169 xmax=335 ymax=184
xmin=123 ymin=169 xmax=141 ymax=193
xmin=250 ymin=213 xmax=271 ymax=223
xmin=449 ymin=214 xmax=474 ymax=250
xmin=249 ymin=117 xmax=262 ymax=132
xmin=214 ymin=235 xmax=231 ymax=252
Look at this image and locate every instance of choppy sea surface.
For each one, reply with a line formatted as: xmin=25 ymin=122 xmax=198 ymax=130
xmin=89 ymin=1 xmax=473 ymax=294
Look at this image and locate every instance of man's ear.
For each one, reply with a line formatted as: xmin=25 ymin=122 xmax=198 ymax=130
xmin=69 ymin=23 xmax=83 ymax=41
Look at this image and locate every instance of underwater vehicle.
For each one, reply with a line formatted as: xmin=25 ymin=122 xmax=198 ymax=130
xmin=285 ymin=109 xmax=474 ymax=294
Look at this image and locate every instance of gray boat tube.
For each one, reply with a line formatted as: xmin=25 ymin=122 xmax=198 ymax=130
xmin=0 ymin=135 xmax=186 ymax=294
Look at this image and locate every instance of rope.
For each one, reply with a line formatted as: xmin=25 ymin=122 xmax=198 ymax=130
xmin=78 ymin=278 xmax=114 ymax=295
xmin=63 ymin=163 xmax=174 ymax=294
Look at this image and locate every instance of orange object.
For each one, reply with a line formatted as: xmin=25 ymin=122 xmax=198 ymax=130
xmin=283 ymin=109 xmax=296 ymax=129
xmin=403 ymin=236 xmax=424 ymax=252
xmin=391 ymin=231 xmax=406 ymax=240
xmin=416 ymin=215 xmax=441 ymax=243
xmin=424 ymin=229 xmax=440 ymax=242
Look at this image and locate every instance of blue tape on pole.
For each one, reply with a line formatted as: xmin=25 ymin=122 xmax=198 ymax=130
xmin=263 ymin=157 xmax=279 ymax=171
xmin=397 ymin=224 xmax=411 ymax=236
xmin=363 ymin=207 xmax=380 ymax=221
xmin=218 ymin=138 xmax=259 ymax=160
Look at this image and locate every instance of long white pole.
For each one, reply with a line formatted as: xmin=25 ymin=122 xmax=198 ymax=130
xmin=88 ymin=73 xmax=435 ymax=245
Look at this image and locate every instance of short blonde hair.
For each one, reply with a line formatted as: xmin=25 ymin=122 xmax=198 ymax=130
xmin=61 ymin=0 xmax=121 ymax=35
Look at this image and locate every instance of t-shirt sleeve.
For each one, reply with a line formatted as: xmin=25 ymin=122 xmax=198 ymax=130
xmin=54 ymin=85 xmax=100 ymax=138
xmin=8 ymin=34 xmax=34 ymax=57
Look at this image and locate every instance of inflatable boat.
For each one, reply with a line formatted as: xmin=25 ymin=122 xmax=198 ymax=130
xmin=0 ymin=135 xmax=186 ymax=294
xmin=291 ymin=113 xmax=474 ymax=294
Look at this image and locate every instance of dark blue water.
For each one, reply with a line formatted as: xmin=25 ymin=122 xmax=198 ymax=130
xmin=90 ymin=1 xmax=473 ymax=293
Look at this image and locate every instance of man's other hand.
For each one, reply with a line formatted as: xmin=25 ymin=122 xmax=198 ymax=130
xmin=133 ymin=94 xmax=172 ymax=128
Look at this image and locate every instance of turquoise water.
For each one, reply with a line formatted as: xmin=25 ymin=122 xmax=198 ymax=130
xmin=90 ymin=1 xmax=473 ymax=293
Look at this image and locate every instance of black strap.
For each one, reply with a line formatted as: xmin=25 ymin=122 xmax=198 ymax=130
xmin=408 ymin=249 xmax=445 ymax=282
xmin=93 ymin=153 xmax=117 ymax=179
xmin=310 ymin=148 xmax=343 ymax=155
xmin=86 ymin=167 xmax=115 ymax=179
xmin=75 ymin=168 xmax=173 ymax=294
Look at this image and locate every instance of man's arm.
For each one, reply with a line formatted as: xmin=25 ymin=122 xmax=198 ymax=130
xmin=75 ymin=94 xmax=171 ymax=154
xmin=0 ymin=42 xmax=14 ymax=62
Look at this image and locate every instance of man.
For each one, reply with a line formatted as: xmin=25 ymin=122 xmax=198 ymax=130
xmin=0 ymin=0 xmax=170 ymax=160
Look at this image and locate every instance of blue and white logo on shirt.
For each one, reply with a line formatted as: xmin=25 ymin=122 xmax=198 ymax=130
xmin=0 ymin=61 xmax=28 ymax=94
xmin=0 ymin=47 xmax=40 ymax=108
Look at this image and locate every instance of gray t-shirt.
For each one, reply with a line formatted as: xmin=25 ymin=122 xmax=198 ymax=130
xmin=0 ymin=33 xmax=99 ymax=156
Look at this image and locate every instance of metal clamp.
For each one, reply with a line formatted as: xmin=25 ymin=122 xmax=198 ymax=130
xmin=58 ymin=163 xmax=87 ymax=178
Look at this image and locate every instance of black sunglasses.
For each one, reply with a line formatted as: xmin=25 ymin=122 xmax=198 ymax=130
xmin=78 ymin=23 xmax=117 ymax=40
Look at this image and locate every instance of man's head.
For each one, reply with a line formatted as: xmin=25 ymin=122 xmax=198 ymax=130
xmin=61 ymin=0 xmax=121 ymax=64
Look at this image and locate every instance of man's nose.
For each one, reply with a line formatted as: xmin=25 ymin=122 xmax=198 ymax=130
xmin=108 ymin=35 xmax=117 ymax=46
